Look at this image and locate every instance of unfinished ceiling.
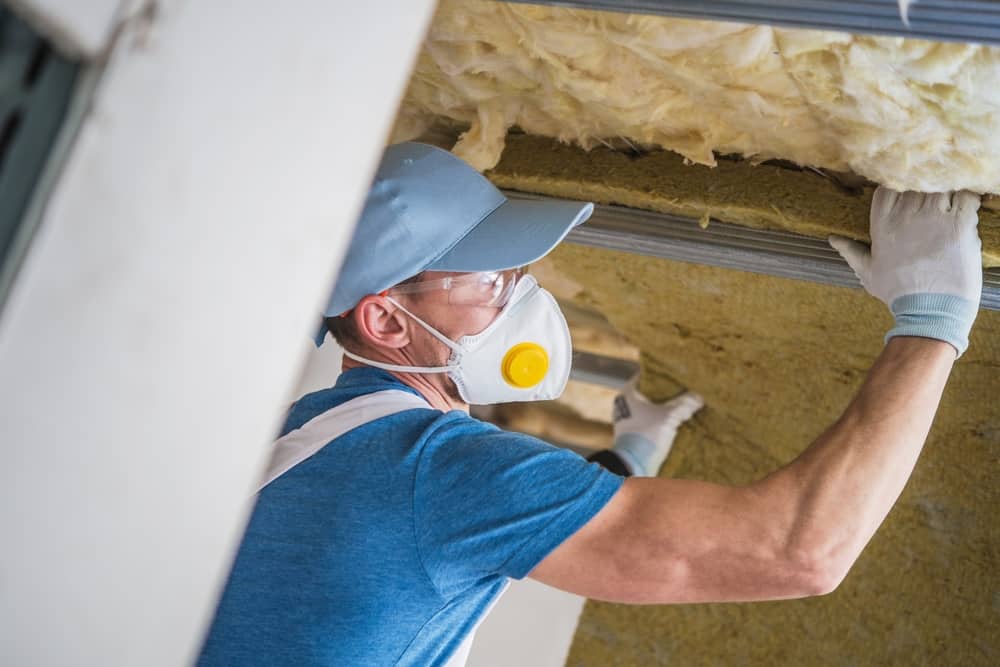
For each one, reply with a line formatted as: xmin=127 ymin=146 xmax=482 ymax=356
xmin=493 ymin=140 xmax=1000 ymax=665
xmin=395 ymin=0 xmax=1000 ymax=193
xmin=395 ymin=2 xmax=1000 ymax=665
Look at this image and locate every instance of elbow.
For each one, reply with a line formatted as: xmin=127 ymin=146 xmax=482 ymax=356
xmin=790 ymin=550 xmax=853 ymax=598
xmin=799 ymin=560 xmax=847 ymax=597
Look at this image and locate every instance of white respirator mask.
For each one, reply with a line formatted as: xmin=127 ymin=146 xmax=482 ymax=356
xmin=342 ymin=275 xmax=572 ymax=405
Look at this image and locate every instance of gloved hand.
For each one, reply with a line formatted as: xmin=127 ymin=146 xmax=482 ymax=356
xmin=829 ymin=187 xmax=983 ymax=357
xmin=611 ymin=376 xmax=703 ymax=477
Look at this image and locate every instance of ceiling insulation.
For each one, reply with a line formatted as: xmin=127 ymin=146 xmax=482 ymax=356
xmin=486 ymin=134 xmax=1000 ymax=267
xmin=396 ymin=5 xmax=1000 ymax=664
xmin=394 ymin=0 xmax=1000 ymax=193
xmin=550 ymin=236 xmax=1000 ymax=666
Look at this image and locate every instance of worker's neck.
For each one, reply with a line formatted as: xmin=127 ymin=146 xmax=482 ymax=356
xmin=341 ymin=355 xmax=468 ymax=414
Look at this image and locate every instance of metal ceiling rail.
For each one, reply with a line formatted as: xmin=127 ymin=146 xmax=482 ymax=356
xmin=504 ymin=0 xmax=1000 ymax=46
xmin=570 ymin=350 xmax=638 ymax=388
xmin=503 ymin=190 xmax=1000 ymax=311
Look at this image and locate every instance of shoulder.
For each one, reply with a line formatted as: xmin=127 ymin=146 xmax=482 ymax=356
xmin=412 ymin=410 xmax=609 ymax=493
xmin=411 ymin=411 xmax=625 ymax=584
xmin=415 ymin=410 xmax=556 ymax=460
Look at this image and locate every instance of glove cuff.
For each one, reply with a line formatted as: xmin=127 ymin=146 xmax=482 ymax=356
xmin=611 ymin=432 xmax=659 ymax=478
xmin=885 ymin=293 xmax=979 ymax=357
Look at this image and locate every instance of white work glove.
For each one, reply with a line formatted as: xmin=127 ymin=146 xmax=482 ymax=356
xmin=829 ymin=187 xmax=982 ymax=357
xmin=610 ymin=377 xmax=703 ymax=477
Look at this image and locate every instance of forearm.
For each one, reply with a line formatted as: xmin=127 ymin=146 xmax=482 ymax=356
xmin=755 ymin=336 xmax=955 ymax=581
xmin=533 ymin=338 xmax=957 ymax=604
xmin=533 ymin=190 xmax=980 ymax=606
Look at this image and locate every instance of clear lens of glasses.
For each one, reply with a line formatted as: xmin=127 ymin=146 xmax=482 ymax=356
xmin=388 ymin=268 xmax=525 ymax=308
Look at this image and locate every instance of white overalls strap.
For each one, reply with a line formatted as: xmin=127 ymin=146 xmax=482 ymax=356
xmin=257 ymin=389 xmax=431 ymax=492
xmin=256 ymin=387 xmax=501 ymax=667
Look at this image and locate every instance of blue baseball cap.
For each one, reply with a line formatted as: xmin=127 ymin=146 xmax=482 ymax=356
xmin=314 ymin=142 xmax=594 ymax=346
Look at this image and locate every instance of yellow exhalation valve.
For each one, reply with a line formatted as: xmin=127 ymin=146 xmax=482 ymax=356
xmin=501 ymin=342 xmax=549 ymax=388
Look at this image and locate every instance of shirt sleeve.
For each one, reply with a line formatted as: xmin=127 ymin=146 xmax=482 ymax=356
xmin=412 ymin=413 xmax=624 ymax=598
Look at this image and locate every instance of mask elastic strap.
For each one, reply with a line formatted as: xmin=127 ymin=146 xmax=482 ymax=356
xmin=385 ymin=296 xmax=464 ymax=353
xmin=341 ymin=349 xmax=454 ymax=374
xmin=339 ymin=296 xmax=461 ymax=375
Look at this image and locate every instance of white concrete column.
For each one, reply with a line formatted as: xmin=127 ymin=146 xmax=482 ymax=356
xmin=5 ymin=0 xmax=123 ymax=57
xmin=0 ymin=2 xmax=436 ymax=665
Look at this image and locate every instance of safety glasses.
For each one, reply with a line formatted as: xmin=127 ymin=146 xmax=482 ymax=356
xmin=386 ymin=268 xmax=525 ymax=308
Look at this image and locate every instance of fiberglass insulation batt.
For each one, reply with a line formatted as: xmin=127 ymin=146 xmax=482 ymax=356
xmin=396 ymin=0 xmax=1000 ymax=195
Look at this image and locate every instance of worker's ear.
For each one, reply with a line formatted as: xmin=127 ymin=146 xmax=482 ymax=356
xmin=352 ymin=294 xmax=411 ymax=350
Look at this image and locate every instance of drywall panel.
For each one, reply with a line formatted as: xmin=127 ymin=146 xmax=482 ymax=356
xmin=4 ymin=0 xmax=123 ymax=57
xmin=0 ymin=1 xmax=436 ymax=665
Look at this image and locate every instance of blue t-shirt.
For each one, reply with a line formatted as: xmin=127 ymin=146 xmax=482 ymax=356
xmin=198 ymin=368 xmax=623 ymax=666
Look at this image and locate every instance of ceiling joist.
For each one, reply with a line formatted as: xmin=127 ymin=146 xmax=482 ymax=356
xmin=504 ymin=0 xmax=1000 ymax=46
xmin=505 ymin=190 xmax=1000 ymax=311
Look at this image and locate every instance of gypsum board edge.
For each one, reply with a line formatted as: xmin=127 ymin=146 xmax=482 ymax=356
xmin=502 ymin=189 xmax=1000 ymax=311
xmin=499 ymin=0 xmax=1000 ymax=47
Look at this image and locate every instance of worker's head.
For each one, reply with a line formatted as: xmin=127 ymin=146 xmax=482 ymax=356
xmin=316 ymin=142 xmax=594 ymax=404
xmin=325 ymin=267 xmax=521 ymax=354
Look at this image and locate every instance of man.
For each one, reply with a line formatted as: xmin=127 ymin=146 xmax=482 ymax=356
xmin=199 ymin=143 xmax=983 ymax=666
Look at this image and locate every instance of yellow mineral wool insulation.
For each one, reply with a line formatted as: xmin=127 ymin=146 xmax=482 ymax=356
xmin=395 ymin=0 xmax=1000 ymax=193
xmin=486 ymin=134 xmax=1000 ymax=267
xmin=487 ymin=134 xmax=1000 ymax=665
xmin=554 ymin=242 xmax=1000 ymax=666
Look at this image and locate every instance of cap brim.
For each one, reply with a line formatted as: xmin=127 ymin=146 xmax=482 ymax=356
xmin=425 ymin=197 xmax=594 ymax=272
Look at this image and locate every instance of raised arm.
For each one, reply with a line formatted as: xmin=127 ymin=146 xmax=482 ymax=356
xmin=530 ymin=189 xmax=982 ymax=604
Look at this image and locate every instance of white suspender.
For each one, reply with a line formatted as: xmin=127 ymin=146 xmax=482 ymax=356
xmin=256 ymin=387 xmax=500 ymax=667
xmin=257 ymin=389 xmax=431 ymax=492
